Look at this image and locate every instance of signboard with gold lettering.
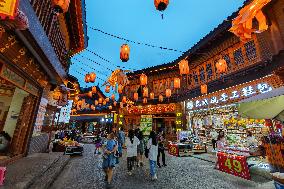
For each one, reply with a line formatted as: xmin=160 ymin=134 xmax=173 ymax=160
xmin=0 ymin=0 xmax=19 ymax=20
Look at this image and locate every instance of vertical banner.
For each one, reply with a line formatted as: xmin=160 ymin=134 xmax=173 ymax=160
xmin=140 ymin=115 xmax=152 ymax=135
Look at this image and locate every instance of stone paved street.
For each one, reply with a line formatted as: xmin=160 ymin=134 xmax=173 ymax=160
xmin=50 ymin=144 xmax=273 ymax=189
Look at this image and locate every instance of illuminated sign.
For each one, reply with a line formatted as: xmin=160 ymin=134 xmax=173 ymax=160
xmin=187 ymin=83 xmax=272 ymax=110
xmin=0 ymin=0 xmax=19 ymax=19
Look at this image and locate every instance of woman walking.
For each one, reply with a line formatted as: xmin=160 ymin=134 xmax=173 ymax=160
xmin=157 ymin=131 xmax=167 ymax=168
xmin=137 ymin=130 xmax=145 ymax=167
xmin=102 ymin=132 xmax=118 ymax=188
xmin=147 ymin=131 xmax=158 ymax=180
xmin=125 ymin=129 xmax=140 ymax=175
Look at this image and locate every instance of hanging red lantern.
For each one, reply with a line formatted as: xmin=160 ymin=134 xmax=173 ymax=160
xmin=120 ymin=44 xmax=130 ymax=62
xmin=201 ymin=84 xmax=208 ymax=94
xmin=122 ymin=96 xmax=127 ymax=103
xmin=95 ymin=100 xmax=98 ymax=106
xmin=111 ymin=94 xmax=115 ymax=100
xmin=105 ymin=98 xmax=110 ymax=102
xmin=89 ymin=72 xmax=96 ymax=83
xmin=166 ymin=89 xmax=171 ymax=98
xmin=154 ymin=0 xmax=169 ymax=11
xmin=113 ymin=101 xmax=117 ymax=107
xmin=99 ymin=98 xmax=103 ymax=104
xmin=143 ymin=98 xmax=147 ymax=104
xmin=179 ymin=59 xmax=189 ymax=75
xmin=85 ymin=74 xmax=91 ymax=83
xmin=88 ymin=91 xmax=93 ymax=98
xmin=159 ymin=95 xmax=164 ymax=102
xmin=143 ymin=87 xmax=149 ymax=97
xmin=140 ymin=74 xmax=148 ymax=86
xmin=174 ymin=78 xmax=180 ymax=89
xmin=118 ymin=85 xmax=123 ymax=94
xmin=92 ymin=86 xmax=97 ymax=93
xmin=134 ymin=93 xmax=139 ymax=101
xmin=150 ymin=92 xmax=155 ymax=100
xmin=105 ymin=85 xmax=111 ymax=93
xmin=52 ymin=0 xmax=70 ymax=13
xmin=216 ymin=59 xmax=228 ymax=74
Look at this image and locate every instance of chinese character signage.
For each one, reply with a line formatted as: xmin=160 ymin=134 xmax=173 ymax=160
xmin=187 ymin=82 xmax=273 ymax=110
xmin=127 ymin=104 xmax=176 ymax=115
xmin=0 ymin=0 xmax=19 ymax=19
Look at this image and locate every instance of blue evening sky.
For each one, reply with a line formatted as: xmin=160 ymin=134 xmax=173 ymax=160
xmin=70 ymin=0 xmax=245 ymax=88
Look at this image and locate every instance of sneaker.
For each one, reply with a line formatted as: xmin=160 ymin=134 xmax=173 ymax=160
xmin=157 ymin=164 xmax=162 ymax=168
xmin=153 ymin=174 xmax=158 ymax=180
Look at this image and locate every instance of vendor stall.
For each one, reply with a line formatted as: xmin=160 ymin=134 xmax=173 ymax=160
xmin=52 ymin=138 xmax=84 ymax=156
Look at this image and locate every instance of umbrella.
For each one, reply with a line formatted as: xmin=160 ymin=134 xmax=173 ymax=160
xmin=238 ymin=86 xmax=284 ymax=121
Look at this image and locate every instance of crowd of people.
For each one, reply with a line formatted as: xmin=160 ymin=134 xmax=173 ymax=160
xmin=99 ymin=127 xmax=167 ymax=188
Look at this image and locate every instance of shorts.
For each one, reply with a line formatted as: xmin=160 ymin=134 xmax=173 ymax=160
xmin=102 ymin=154 xmax=116 ymax=169
xmin=137 ymin=147 xmax=144 ymax=155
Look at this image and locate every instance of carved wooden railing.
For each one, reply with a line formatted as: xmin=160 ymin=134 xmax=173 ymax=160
xmin=29 ymin=0 xmax=68 ymax=70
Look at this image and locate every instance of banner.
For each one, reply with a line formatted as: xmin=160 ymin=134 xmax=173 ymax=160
xmin=140 ymin=115 xmax=152 ymax=135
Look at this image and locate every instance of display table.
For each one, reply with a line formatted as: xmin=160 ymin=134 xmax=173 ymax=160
xmin=168 ymin=142 xmax=192 ymax=157
xmin=65 ymin=145 xmax=84 ymax=155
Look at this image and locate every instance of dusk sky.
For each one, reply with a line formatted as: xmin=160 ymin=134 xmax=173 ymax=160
xmin=70 ymin=0 xmax=246 ymax=89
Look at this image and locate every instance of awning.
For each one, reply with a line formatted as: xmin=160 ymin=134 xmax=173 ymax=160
xmin=238 ymin=86 xmax=284 ymax=121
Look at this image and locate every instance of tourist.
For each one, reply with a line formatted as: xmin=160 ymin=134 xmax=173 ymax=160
xmin=137 ymin=130 xmax=145 ymax=167
xmin=209 ymin=129 xmax=218 ymax=151
xmin=125 ymin=129 xmax=140 ymax=175
xmin=157 ymin=130 xmax=167 ymax=168
xmin=147 ymin=131 xmax=158 ymax=180
xmin=216 ymin=131 xmax=227 ymax=151
xmin=102 ymin=132 xmax=118 ymax=188
xmin=117 ymin=127 xmax=125 ymax=157
xmin=94 ymin=135 xmax=102 ymax=155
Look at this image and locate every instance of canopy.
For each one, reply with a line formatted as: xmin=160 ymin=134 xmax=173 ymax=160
xmin=238 ymin=86 xmax=284 ymax=121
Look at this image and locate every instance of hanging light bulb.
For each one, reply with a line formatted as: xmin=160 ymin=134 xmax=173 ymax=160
xmin=120 ymin=44 xmax=130 ymax=62
xmin=105 ymin=85 xmax=111 ymax=93
xmin=201 ymin=84 xmax=208 ymax=94
xmin=122 ymin=96 xmax=127 ymax=103
xmin=216 ymin=59 xmax=228 ymax=74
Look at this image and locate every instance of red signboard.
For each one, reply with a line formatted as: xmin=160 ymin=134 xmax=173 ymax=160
xmin=0 ymin=0 xmax=19 ymax=20
xmin=168 ymin=143 xmax=179 ymax=157
xmin=217 ymin=152 xmax=250 ymax=180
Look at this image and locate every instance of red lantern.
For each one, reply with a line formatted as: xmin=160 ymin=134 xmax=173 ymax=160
xmin=216 ymin=59 xmax=228 ymax=74
xmin=122 ymin=96 xmax=127 ymax=103
xmin=105 ymin=85 xmax=110 ymax=93
xmin=118 ymin=85 xmax=123 ymax=94
xmin=150 ymin=92 xmax=155 ymax=100
xmin=166 ymin=89 xmax=171 ymax=98
xmin=154 ymin=0 xmax=169 ymax=11
xmin=111 ymin=94 xmax=115 ymax=100
xmin=179 ymin=59 xmax=189 ymax=75
xmin=113 ymin=101 xmax=117 ymax=107
xmin=134 ymin=93 xmax=139 ymax=101
xmin=88 ymin=91 xmax=93 ymax=98
xmin=140 ymin=74 xmax=148 ymax=86
xmin=99 ymin=98 xmax=103 ymax=104
xmin=52 ymin=0 xmax=70 ymax=13
xmin=120 ymin=44 xmax=130 ymax=62
xmin=201 ymin=84 xmax=207 ymax=94
xmin=143 ymin=98 xmax=147 ymax=104
xmin=159 ymin=95 xmax=163 ymax=102
xmin=85 ymin=74 xmax=90 ymax=83
xmin=174 ymin=78 xmax=180 ymax=89
xmin=143 ymin=87 xmax=149 ymax=97
xmin=89 ymin=72 xmax=96 ymax=83
xmin=92 ymin=86 xmax=97 ymax=93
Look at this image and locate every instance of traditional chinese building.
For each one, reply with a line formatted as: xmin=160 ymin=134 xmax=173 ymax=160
xmin=0 ymin=0 xmax=88 ymax=164
xmin=122 ymin=0 xmax=284 ymax=138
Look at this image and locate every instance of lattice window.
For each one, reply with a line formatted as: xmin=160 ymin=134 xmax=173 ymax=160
xmin=233 ymin=48 xmax=244 ymax=65
xmin=193 ymin=71 xmax=199 ymax=85
xmin=223 ymin=54 xmax=231 ymax=70
xmin=245 ymin=40 xmax=257 ymax=61
xmin=187 ymin=74 xmax=193 ymax=86
xmin=199 ymin=67 xmax=205 ymax=83
xmin=206 ymin=63 xmax=213 ymax=80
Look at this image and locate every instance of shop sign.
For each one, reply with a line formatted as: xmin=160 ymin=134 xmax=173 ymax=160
xmin=0 ymin=0 xmax=19 ymax=19
xmin=217 ymin=152 xmax=250 ymax=180
xmin=186 ymin=83 xmax=272 ymax=110
xmin=127 ymin=104 xmax=176 ymax=115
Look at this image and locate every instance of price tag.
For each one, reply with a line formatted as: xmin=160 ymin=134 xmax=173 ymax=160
xmin=217 ymin=152 xmax=250 ymax=180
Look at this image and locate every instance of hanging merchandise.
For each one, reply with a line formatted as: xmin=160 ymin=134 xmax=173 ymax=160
xmin=143 ymin=87 xmax=149 ymax=97
xmin=140 ymin=73 xmax=148 ymax=86
xmin=92 ymin=86 xmax=97 ymax=93
xmin=216 ymin=59 xmax=227 ymax=74
xmin=85 ymin=74 xmax=90 ymax=83
xmin=111 ymin=94 xmax=115 ymax=100
xmin=105 ymin=85 xmax=110 ymax=93
xmin=174 ymin=78 xmax=180 ymax=89
xmin=201 ymin=84 xmax=207 ymax=94
xmin=166 ymin=89 xmax=171 ymax=98
xmin=134 ymin=92 xmax=139 ymax=101
xmin=89 ymin=72 xmax=96 ymax=83
xmin=179 ymin=59 xmax=189 ymax=75
xmin=159 ymin=95 xmax=164 ymax=102
xmin=52 ymin=0 xmax=70 ymax=13
xmin=120 ymin=44 xmax=130 ymax=62
xmin=150 ymin=92 xmax=155 ymax=100
xmin=143 ymin=98 xmax=147 ymax=104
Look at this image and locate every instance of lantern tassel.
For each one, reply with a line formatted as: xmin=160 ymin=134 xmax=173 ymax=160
xmin=161 ymin=13 xmax=164 ymax=19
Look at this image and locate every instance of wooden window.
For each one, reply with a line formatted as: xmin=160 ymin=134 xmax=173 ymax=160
xmin=193 ymin=71 xmax=199 ymax=85
xmin=206 ymin=63 xmax=213 ymax=80
xmin=244 ymin=40 xmax=257 ymax=61
xmin=187 ymin=74 xmax=193 ymax=86
xmin=223 ymin=54 xmax=232 ymax=70
xmin=199 ymin=67 xmax=205 ymax=83
xmin=233 ymin=48 xmax=245 ymax=65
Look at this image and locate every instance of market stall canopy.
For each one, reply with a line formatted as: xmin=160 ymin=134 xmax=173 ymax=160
xmin=238 ymin=86 xmax=284 ymax=121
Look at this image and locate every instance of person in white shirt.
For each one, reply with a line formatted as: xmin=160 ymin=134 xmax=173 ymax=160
xmin=147 ymin=131 xmax=159 ymax=180
xmin=209 ymin=129 xmax=218 ymax=151
xmin=125 ymin=129 xmax=140 ymax=175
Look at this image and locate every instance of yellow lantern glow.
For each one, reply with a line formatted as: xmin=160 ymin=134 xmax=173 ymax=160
xmin=159 ymin=95 xmax=163 ymax=102
xmin=103 ymin=101 xmax=107 ymax=105
xmin=122 ymin=96 xmax=127 ymax=103
xmin=179 ymin=59 xmax=189 ymax=75
xmin=134 ymin=92 xmax=139 ymax=101
xmin=166 ymin=89 xmax=171 ymax=98
xmin=109 ymin=106 xmax=112 ymax=110
xmin=99 ymin=98 xmax=103 ymax=104
xmin=88 ymin=91 xmax=93 ymax=98
xmin=143 ymin=98 xmax=147 ymax=104
xmin=140 ymin=74 xmax=148 ymax=86
xmin=216 ymin=59 xmax=228 ymax=74
xmin=105 ymin=85 xmax=110 ymax=93
xmin=120 ymin=44 xmax=130 ymax=62
xmin=91 ymin=105 xmax=96 ymax=110
xmin=89 ymin=72 xmax=96 ymax=83
xmin=92 ymin=86 xmax=97 ymax=93
xmin=53 ymin=91 xmax=61 ymax=100
xmin=111 ymin=94 xmax=115 ymax=100
xmin=143 ymin=87 xmax=149 ymax=97
xmin=150 ymin=92 xmax=155 ymax=100
xmin=201 ymin=84 xmax=208 ymax=94
xmin=174 ymin=78 xmax=180 ymax=89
